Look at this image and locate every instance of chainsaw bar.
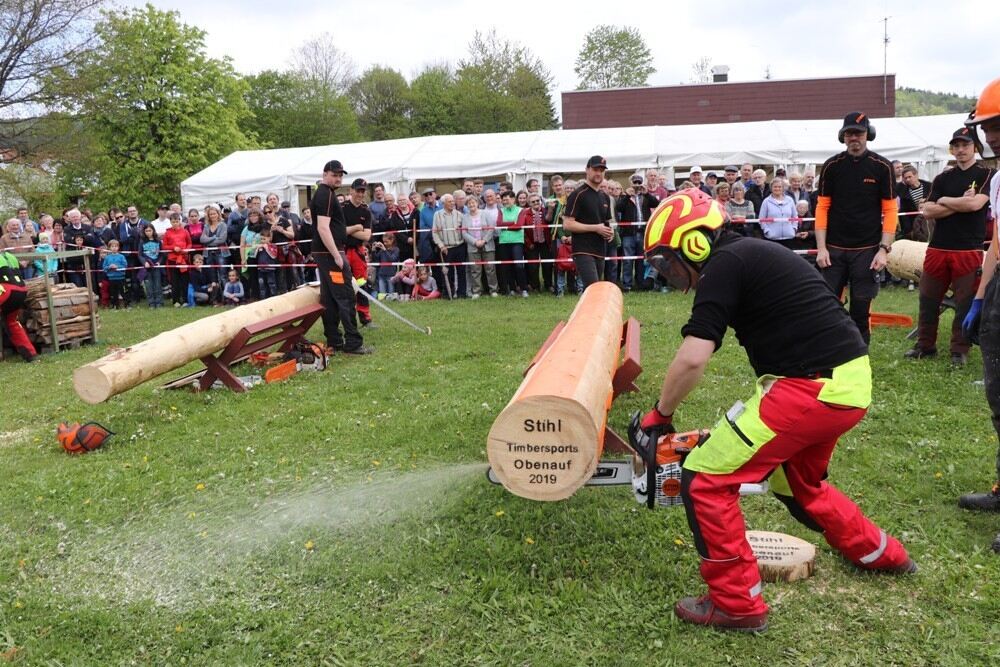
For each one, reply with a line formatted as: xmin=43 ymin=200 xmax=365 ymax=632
xmin=486 ymin=460 xmax=635 ymax=487
xmin=486 ymin=463 xmax=768 ymax=494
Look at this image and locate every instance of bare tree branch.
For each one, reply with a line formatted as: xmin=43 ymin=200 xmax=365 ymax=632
xmin=288 ymin=32 xmax=357 ymax=95
xmin=0 ymin=0 xmax=106 ymax=158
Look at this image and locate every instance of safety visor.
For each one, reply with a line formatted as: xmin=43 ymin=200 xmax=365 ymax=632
xmin=647 ymin=249 xmax=699 ymax=293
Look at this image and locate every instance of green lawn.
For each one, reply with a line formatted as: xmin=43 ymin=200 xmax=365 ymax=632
xmin=3 ymin=287 xmax=999 ymax=665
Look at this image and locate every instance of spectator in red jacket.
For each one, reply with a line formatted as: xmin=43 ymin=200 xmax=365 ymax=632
xmin=162 ymin=212 xmax=193 ymax=307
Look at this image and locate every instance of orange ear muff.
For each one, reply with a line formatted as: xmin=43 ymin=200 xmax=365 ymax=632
xmin=73 ymin=422 xmax=114 ymax=452
xmin=58 ymin=422 xmax=82 ymax=454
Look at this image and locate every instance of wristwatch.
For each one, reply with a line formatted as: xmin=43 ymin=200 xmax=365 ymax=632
xmin=878 ymin=243 xmax=892 ymax=254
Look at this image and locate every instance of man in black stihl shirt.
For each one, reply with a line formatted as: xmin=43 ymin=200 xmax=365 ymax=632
xmin=311 ymin=160 xmax=370 ymax=355
xmin=906 ymin=128 xmax=994 ymax=364
xmin=815 ymin=112 xmax=899 ymax=344
xmin=563 ymin=155 xmax=614 ymax=288
xmin=637 ymin=190 xmax=914 ymax=633
xmin=681 ymin=233 xmax=867 ymax=377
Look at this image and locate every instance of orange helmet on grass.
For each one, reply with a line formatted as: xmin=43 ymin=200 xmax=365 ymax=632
xmin=643 ymin=187 xmax=726 ymax=292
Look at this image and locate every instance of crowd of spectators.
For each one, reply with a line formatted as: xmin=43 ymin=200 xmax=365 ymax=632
xmin=0 ymin=160 xmax=937 ymax=309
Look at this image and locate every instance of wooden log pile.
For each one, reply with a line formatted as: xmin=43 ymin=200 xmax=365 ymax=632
xmin=22 ymin=278 xmax=99 ymax=347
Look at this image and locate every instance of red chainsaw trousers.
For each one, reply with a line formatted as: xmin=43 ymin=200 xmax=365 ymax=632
xmin=681 ymin=377 xmax=910 ymax=616
xmin=0 ymin=284 xmax=37 ymax=357
xmin=346 ymin=247 xmax=370 ymax=324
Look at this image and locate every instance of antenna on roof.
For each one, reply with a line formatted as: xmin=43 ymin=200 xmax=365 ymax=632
xmin=882 ymin=16 xmax=891 ymax=105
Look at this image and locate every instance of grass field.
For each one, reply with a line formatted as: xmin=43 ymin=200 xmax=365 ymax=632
xmin=3 ymin=286 xmax=1000 ymax=666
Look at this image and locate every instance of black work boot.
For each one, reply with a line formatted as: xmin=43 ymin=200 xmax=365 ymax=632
xmin=958 ymin=484 xmax=1000 ymax=512
xmin=674 ymin=595 xmax=768 ymax=633
xmin=904 ymin=347 xmax=937 ymax=359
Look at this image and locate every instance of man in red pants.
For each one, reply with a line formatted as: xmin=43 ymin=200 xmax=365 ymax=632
xmin=640 ymin=188 xmax=914 ymax=633
xmin=905 ymin=128 xmax=994 ymax=365
xmin=343 ymin=178 xmax=374 ymax=327
xmin=0 ymin=248 xmax=38 ymax=362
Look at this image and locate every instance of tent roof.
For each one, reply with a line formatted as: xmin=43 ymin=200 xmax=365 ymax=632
xmin=181 ymin=113 xmax=968 ymax=208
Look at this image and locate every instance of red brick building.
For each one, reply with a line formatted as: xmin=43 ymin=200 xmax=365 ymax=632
xmin=561 ymin=74 xmax=895 ymax=129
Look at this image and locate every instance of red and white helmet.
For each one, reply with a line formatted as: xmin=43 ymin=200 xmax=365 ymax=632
xmin=643 ymin=188 xmax=726 ymax=292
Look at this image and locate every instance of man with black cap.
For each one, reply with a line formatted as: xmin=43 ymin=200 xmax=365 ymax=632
xmin=562 ymin=156 xmax=614 ymax=288
xmin=814 ymin=111 xmax=898 ymax=344
xmin=344 ymin=177 xmax=374 ymax=327
xmin=310 ymin=160 xmax=372 ymax=355
xmin=905 ymin=128 xmax=994 ymax=365
xmin=956 ymin=77 xmax=1000 ymax=547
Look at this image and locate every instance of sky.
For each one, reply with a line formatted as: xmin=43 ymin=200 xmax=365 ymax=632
xmin=124 ymin=0 xmax=991 ymax=117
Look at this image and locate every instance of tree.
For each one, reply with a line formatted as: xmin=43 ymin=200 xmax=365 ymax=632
xmin=349 ymin=66 xmax=412 ymax=140
xmin=47 ymin=4 xmax=255 ymax=212
xmin=290 ymin=33 xmax=357 ymax=95
xmin=0 ymin=0 xmax=107 ymax=159
xmin=452 ymin=30 xmax=557 ymax=133
xmin=409 ymin=64 xmax=457 ymax=136
xmin=242 ymin=70 xmax=360 ymax=148
xmin=574 ymin=25 xmax=655 ymax=90
xmin=896 ymin=87 xmax=976 ymax=117
xmin=690 ymin=57 xmax=712 ymax=84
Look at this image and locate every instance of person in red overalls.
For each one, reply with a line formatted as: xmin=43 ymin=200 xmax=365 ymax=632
xmin=639 ymin=188 xmax=914 ymax=633
xmin=0 ymin=248 xmax=38 ymax=362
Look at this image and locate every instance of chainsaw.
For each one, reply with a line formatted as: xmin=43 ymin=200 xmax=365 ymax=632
xmin=485 ymin=411 xmax=768 ymax=508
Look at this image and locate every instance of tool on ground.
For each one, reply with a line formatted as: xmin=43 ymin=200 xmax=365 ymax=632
xmin=264 ymin=359 xmax=298 ymax=383
xmin=351 ymin=277 xmax=431 ymax=335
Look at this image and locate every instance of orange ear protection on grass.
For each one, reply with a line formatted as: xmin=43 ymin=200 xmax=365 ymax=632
xmin=57 ymin=422 xmax=114 ymax=455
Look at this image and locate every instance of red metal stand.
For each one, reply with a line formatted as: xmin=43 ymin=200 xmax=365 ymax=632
xmin=196 ymin=304 xmax=324 ymax=393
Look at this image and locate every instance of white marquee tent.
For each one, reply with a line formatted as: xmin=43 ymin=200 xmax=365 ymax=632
xmin=181 ymin=113 xmax=972 ymax=211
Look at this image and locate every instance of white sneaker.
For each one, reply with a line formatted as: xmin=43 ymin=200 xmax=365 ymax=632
xmin=490 ymin=292 xmax=498 ymax=298
xmin=471 ymin=293 xmax=480 ymax=299
xmin=521 ymin=290 xmax=529 ymax=298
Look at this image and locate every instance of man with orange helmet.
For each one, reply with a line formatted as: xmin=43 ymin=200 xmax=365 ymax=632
xmin=957 ymin=78 xmax=1000 ymax=551
xmin=640 ymin=188 xmax=914 ymax=632
xmin=814 ymin=112 xmax=899 ymax=344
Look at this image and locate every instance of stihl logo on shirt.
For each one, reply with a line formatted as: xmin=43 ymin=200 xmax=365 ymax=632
xmin=863 ymin=178 xmax=877 ymax=184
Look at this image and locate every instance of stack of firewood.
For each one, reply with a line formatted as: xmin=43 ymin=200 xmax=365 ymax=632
xmin=22 ymin=278 xmax=99 ymax=348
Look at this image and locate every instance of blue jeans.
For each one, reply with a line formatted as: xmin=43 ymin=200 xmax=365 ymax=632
xmin=620 ymin=235 xmax=640 ymax=290
xmin=144 ymin=267 xmax=163 ymax=306
xmin=378 ymin=276 xmax=393 ymax=295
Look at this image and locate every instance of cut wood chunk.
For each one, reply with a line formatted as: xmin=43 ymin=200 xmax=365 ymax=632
xmin=747 ymin=530 xmax=816 ymax=583
xmin=886 ymin=240 xmax=933 ymax=283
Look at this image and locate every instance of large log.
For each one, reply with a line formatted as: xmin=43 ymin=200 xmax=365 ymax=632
xmin=486 ymin=282 xmax=624 ymax=501
xmin=73 ymin=286 xmax=320 ymax=404
xmin=887 ymin=240 xmax=929 ymax=282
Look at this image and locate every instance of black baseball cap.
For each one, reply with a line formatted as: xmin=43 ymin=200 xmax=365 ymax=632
xmin=323 ymin=159 xmax=348 ymax=174
xmin=351 ymin=178 xmax=368 ymax=190
xmin=630 ymin=175 xmax=644 ymax=184
xmin=950 ymin=127 xmax=976 ymax=144
xmin=706 ymin=171 xmax=718 ymax=179
xmin=840 ymin=111 xmax=871 ymax=135
xmin=280 ymin=201 xmax=291 ymax=208
xmin=586 ymin=155 xmax=608 ymax=169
